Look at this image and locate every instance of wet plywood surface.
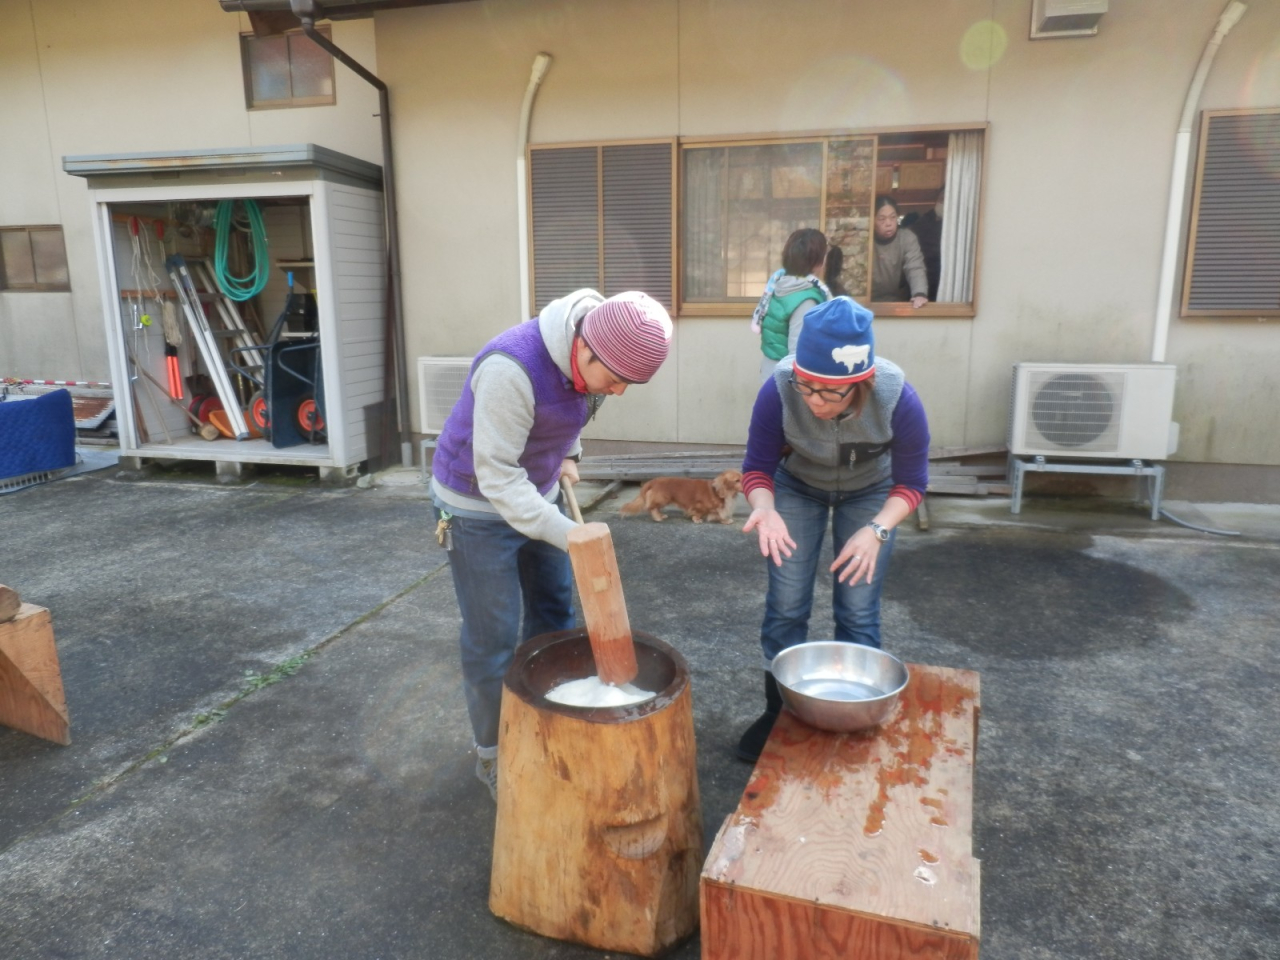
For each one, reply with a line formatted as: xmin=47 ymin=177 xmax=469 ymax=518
xmin=701 ymin=663 xmax=980 ymax=959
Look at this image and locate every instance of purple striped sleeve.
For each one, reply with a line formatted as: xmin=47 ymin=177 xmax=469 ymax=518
xmin=741 ymin=377 xmax=786 ymax=495
xmin=889 ymin=382 xmax=930 ymax=508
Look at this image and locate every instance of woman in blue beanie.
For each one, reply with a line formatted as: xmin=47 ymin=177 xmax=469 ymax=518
xmin=736 ymin=295 xmax=930 ymax=762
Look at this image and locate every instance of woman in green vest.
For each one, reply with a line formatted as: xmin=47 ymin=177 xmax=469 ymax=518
xmin=750 ymin=228 xmax=831 ymax=382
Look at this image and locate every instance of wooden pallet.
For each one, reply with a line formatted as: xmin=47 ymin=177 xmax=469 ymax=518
xmin=578 ymin=447 xmax=1010 ymax=496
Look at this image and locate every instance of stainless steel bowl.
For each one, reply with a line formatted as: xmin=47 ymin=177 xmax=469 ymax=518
xmin=771 ymin=642 xmax=909 ymax=733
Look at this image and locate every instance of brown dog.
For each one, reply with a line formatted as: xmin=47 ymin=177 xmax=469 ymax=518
xmin=620 ymin=469 xmax=743 ymax=524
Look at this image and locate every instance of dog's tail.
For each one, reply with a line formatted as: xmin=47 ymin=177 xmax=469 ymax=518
xmin=619 ymin=481 xmax=650 ymax=515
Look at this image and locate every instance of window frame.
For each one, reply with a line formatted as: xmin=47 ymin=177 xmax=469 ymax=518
xmin=678 ymin=135 xmax=828 ymax=316
xmin=0 ymin=225 xmax=71 ymax=292
xmin=525 ymin=124 xmax=986 ymax=320
xmin=526 ymin=137 xmax=678 ymax=318
xmin=1181 ymin=107 xmax=1280 ymax=319
xmin=677 ymin=123 xmax=985 ymax=319
xmin=240 ymin=25 xmax=337 ymax=111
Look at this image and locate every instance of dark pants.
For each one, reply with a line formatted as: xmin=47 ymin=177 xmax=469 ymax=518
xmin=760 ymin=472 xmax=896 ymax=664
xmin=436 ymin=507 xmax=574 ymax=749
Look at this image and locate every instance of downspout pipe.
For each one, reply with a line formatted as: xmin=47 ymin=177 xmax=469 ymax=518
xmin=1151 ymin=0 xmax=1246 ymax=363
xmin=516 ymin=54 xmax=553 ymax=322
xmin=290 ymin=0 xmax=412 ymax=468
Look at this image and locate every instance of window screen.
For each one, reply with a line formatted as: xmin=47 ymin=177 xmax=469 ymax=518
xmin=529 ymin=141 xmax=674 ymax=314
xmin=1184 ymin=110 xmax=1280 ymax=316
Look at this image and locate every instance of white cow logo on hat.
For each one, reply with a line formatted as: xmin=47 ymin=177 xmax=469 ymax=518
xmin=832 ymin=343 xmax=870 ymax=373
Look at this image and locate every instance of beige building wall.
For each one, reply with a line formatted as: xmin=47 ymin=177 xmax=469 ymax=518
xmin=0 ymin=0 xmax=382 ymax=382
xmin=2 ymin=0 xmax=1275 ymax=469
xmin=381 ymin=0 xmax=1279 ymax=466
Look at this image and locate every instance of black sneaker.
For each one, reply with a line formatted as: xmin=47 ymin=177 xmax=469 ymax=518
xmin=735 ymin=709 xmax=780 ymax=763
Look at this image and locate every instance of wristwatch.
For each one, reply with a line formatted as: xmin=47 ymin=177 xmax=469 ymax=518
xmin=868 ymin=521 xmax=891 ymax=542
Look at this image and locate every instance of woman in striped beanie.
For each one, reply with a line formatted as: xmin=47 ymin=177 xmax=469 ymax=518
xmin=430 ymin=289 xmax=671 ymax=800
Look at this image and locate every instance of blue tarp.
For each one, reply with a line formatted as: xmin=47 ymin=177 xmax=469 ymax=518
xmin=0 ymin=389 xmax=77 ymax=481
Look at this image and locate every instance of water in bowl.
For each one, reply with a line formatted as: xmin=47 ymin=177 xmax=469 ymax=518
xmin=791 ymin=677 xmax=884 ymax=701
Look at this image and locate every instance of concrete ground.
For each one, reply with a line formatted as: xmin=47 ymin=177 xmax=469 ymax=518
xmin=1 ymin=459 xmax=1278 ymax=960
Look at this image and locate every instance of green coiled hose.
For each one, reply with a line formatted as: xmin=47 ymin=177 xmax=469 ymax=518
xmin=213 ymin=199 xmax=269 ymax=301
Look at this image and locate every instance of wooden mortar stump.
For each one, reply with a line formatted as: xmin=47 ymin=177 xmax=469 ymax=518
xmin=490 ymin=628 xmax=703 ymax=957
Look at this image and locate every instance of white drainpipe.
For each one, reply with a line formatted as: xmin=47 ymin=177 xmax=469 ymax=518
xmin=1151 ymin=0 xmax=1247 ymax=362
xmin=517 ymin=54 xmax=553 ymax=323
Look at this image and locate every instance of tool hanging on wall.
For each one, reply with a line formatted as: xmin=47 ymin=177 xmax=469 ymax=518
xmin=164 ymin=341 xmax=182 ymax=400
xmin=126 ymin=218 xmax=153 ymax=383
xmin=140 ymin=217 xmax=186 ymax=402
xmin=213 ymin=199 xmax=269 ymax=302
xmin=166 ymin=254 xmax=250 ymax=440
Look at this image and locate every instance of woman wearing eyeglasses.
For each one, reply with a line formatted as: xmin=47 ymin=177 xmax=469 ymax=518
xmin=736 ymin=295 xmax=930 ymax=762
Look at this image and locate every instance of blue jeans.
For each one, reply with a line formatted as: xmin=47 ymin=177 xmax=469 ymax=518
xmin=436 ymin=506 xmax=574 ymax=749
xmin=760 ymin=471 xmax=896 ymax=664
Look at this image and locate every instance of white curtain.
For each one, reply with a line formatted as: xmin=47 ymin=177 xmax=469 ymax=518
xmin=937 ymin=131 xmax=983 ymax=303
xmin=682 ymin=148 xmax=727 ymax=300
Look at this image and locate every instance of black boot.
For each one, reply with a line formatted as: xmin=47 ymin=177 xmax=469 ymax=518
xmin=735 ymin=673 xmax=784 ymax=763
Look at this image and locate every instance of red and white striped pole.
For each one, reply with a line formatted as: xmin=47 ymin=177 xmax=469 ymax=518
xmin=4 ymin=378 xmax=114 ymax=389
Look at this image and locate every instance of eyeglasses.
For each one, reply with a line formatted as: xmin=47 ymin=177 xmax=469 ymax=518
xmin=789 ymin=376 xmax=856 ymax=403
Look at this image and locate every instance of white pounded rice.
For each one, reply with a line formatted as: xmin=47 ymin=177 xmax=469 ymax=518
xmin=544 ymin=676 xmax=655 ymax=708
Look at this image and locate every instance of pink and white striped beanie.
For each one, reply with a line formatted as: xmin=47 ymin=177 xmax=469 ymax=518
xmin=580 ymin=292 xmax=672 ymax=384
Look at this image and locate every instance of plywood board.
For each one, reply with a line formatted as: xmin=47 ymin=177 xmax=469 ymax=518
xmin=702 ymin=663 xmax=980 ymax=960
xmin=0 ymin=603 xmax=70 ymax=745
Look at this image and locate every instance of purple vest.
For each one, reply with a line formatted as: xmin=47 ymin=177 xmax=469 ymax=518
xmin=432 ymin=319 xmax=588 ymax=500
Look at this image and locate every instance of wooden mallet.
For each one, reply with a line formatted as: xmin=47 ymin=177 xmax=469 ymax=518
xmin=562 ymin=479 xmax=639 ymax=687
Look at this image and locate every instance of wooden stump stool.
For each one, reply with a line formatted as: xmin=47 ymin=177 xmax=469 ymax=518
xmin=0 ymin=601 xmax=71 ymax=745
xmin=490 ymin=628 xmax=702 ymax=957
xmin=702 ymin=663 xmax=980 ymax=960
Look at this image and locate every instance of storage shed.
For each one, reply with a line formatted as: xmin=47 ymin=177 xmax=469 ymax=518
xmin=63 ymin=145 xmax=387 ymax=481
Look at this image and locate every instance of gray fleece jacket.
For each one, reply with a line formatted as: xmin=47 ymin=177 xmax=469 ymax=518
xmin=429 ymin=290 xmax=603 ymax=551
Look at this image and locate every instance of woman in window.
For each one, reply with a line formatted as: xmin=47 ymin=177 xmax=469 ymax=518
xmin=736 ymin=295 xmax=930 ymax=761
xmin=871 ymin=196 xmax=928 ymax=307
xmin=750 ymin=228 xmax=831 ymax=382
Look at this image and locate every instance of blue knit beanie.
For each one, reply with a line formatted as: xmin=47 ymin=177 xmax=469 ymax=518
xmin=793 ymin=296 xmax=876 ymax=383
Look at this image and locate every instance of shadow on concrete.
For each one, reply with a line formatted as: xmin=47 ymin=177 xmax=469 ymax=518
xmin=1 ymin=469 xmax=1277 ymax=960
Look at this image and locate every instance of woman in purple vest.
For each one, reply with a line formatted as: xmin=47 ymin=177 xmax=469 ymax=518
xmin=430 ymin=289 xmax=672 ymax=800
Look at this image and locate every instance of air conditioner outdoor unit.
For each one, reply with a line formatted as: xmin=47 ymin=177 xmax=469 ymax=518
xmin=417 ymin=356 xmax=473 ymax=435
xmin=1030 ymin=0 xmax=1107 ymax=38
xmin=1008 ymin=363 xmax=1179 ymax=461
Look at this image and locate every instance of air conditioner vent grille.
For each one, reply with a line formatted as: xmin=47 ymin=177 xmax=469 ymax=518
xmin=417 ymin=357 xmax=473 ymax=435
xmin=1008 ymin=363 xmax=1177 ymax=461
xmin=1029 ymin=372 xmax=1123 ymax=449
